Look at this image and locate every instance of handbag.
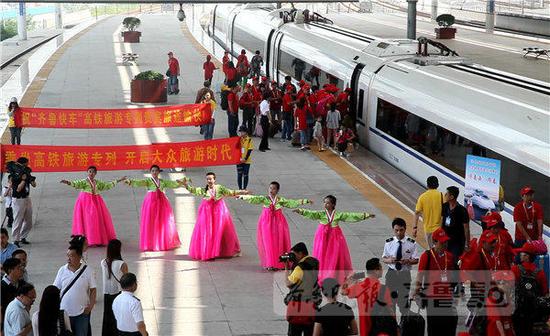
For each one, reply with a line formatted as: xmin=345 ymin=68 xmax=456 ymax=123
xmin=166 ymin=69 xmax=171 ymax=77
xmin=58 ymin=309 xmax=73 ymax=336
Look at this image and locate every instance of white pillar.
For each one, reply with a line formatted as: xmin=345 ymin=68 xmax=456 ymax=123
xmin=431 ymin=0 xmax=438 ymax=21
xmin=55 ymin=3 xmax=62 ymax=29
xmin=17 ymin=3 xmax=27 ymax=41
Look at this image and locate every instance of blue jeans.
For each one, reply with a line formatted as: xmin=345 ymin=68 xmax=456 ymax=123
xmin=168 ymin=75 xmax=178 ymax=93
xmin=237 ymin=163 xmax=251 ymax=190
xmin=203 ymin=119 xmax=215 ymax=140
xmin=282 ymin=119 xmax=293 ymax=140
xmin=299 ymin=130 xmax=308 ymax=146
xmin=70 ymin=313 xmax=90 ymax=336
xmin=227 ymin=112 xmax=239 ymax=137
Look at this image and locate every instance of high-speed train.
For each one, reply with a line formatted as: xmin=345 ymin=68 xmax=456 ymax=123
xmin=203 ymin=4 xmax=550 ymax=238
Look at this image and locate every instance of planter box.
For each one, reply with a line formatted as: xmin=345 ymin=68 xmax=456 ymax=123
xmin=131 ymin=79 xmax=167 ymax=103
xmin=435 ymin=27 xmax=457 ymax=39
xmin=122 ymin=31 xmax=141 ymax=43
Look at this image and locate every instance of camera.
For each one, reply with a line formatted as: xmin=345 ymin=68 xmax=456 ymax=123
xmin=279 ymin=252 xmax=296 ymax=263
xmin=6 ymin=161 xmax=35 ymax=183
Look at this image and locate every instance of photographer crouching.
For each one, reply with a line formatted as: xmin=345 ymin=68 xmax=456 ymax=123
xmin=7 ymin=157 xmax=37 ymax=246
xmin=283 ymin=242 xmax=321 ymax=336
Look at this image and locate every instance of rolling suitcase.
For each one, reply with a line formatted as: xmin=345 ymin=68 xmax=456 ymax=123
xmin=400 ymin=301 xmax=425 ymax=336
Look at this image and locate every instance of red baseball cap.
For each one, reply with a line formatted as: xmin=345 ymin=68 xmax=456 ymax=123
xmin=432 ymin=228 xmax=450 ymax=243
xmin=482 ymin=212 xmax=502 ymax=228
xmin=298 ymin=80 xmax=306 ymax=87
xmin=480 ymin=230 xmax=498 ymax=244
xmin=520 ymin=186 xmax=535 ymax=196
xmin=516 ymin=241 xmax=537 ymax=255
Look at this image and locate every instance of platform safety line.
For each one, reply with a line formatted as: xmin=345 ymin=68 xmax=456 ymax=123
xmin=312 ymin=149 xmax=428 ymax=249
xmin=0 ymin=20 xmax=105 ymax=145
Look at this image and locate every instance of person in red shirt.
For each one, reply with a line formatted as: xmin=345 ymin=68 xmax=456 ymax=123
xmin=513 ymin=186 xmax=544 ymax=247
xmin=227 ymin=85 xmax=240 ymax=137
xmin=203 ymin=55 xmax=217 ymax=84
xmin=236 ymin=49 xmax=249 ymax=88
xmin=269 ymin=81 xmax=282 ymax=123
xmin=483 ymin=212 xmax=514 ymax=270
xmin=294 ymin=99 xmax=309 ymax=151
xmin=224 ymin=61 xmax=238 ymax=87
xmin=337 ymin=88 xmax=351 ymax=117
xmin=414 ymin=227 xmax=457 ymax=336
xmin=511 ymin=241 xmax=548 ymax=336
xmin=281 ymin=85 xmax=295 ymax=141
xmin=342 ymin=258 xmax=394 ymax=336
xmin=222 ymin=50 xmax=230 ymax=68
xmin=239 ymin=84 xmax=255 ymax=136
xmin=167 ymin=51 xmax=180 ymax=95
xmin=485 ymin=271 xmax=516 ymax=336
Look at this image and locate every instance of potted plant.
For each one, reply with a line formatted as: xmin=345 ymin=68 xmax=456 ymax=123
xmin=131 ymin=70 xmax=167 ymax=103
xmin=435 ymin=14 xmax=456 ymax=39
xmin=122 ymin=17 xmax=142 ymax=43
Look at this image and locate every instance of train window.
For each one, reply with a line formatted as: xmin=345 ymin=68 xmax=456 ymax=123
xmin=357 ymin=89 xmax=364 ymax=120
xmin=375 ymin=98 xmax=550 ymax=225
xmin=278 ymin=48 xmax=343 ymax=90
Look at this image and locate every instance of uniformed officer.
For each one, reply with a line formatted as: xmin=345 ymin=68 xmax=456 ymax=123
xmin=112 ymin=273 xmax=148 ymax=336
xmin=382 ymin=217 xmax=419 ymax=314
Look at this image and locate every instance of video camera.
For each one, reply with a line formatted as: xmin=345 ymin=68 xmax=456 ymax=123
xmin=279 ymin=252 xmax=297 ymax=263
xmin=6 ymin=161 xmax=35 ymax=183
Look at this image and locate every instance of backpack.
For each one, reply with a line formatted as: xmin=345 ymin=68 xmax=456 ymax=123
xmin=515 ymin=264 xmax=542 ymax=314
xmin=369 ymin=285 xmax=398 ymax=336
xmin=220 ymin=90 xmax=230 ymax=111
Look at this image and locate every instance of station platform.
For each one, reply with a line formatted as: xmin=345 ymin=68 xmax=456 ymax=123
xmin=0 ymin=13 xmax=436 ymax=335
xmin=325 ymin=11 xmax=550 ymax=82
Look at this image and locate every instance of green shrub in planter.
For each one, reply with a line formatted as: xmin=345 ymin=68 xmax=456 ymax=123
xmin=436 ymin=14 xmax=455 ymax=28
xmin=122 ymin=17 xmax=141 ymax=31
xmin=134 ymin=71 xmax=164 ymax=81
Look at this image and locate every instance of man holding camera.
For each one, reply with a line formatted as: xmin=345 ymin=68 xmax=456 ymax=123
xmin=283 ymin=242 xmax=320 ymax=336
xmin=10 ymin=158 xmax=36 ymax=247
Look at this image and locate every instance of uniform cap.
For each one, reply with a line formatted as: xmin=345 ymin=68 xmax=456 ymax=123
xmin=432 ymin=227 xmax=450 ymax=243
xmin=482 ymin=212 xmax=502 ymax=228
xmin=520 ymin=186 xmax=534 ymax=196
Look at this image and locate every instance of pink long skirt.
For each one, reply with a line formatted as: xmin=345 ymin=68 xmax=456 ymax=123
xmin=257 ymin=207 xmax=291 ymax=269
xmin=189 ymin=198 xmax=241 ymax=260
xmin=72 ymin=192 xmax=116 ymax=246
xmin=312 ymin=224 xmax=353 ymax=284
xmin=139 ymin=190 xmax=181 ymax=251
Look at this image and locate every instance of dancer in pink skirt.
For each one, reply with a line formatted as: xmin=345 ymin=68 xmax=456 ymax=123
xmin=60 ymin=166 xmax=125 ymax=246
xmin=293 ymin=195 xmax=375 ymax=284
xmin=239 ymin=181 xmax=312 ymax=270
xmin=125 ymin=165 xmax=185 ymax=251
xmin=182 ymin=172 xmax=248 ymax=260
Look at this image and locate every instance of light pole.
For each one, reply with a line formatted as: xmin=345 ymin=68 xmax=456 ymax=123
xmin=407 ymin=0 xmax=418 ymax=40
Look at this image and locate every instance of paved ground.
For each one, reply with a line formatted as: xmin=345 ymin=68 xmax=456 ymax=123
xmin=326 ymin=12 xmax=550 ymax=82
xmin=3 ymin=14 xmax=406 ymax=335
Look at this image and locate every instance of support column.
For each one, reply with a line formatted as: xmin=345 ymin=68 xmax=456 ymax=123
xmin=407 ymin=0 xmax=418 ymax=40
xmin=431 ymin=0 xmax=438 ymax=21
xmin=17 ymin=2 xmax=27 ymax=41
xmin=486 ymin=0 xmax=495 ymax=33
xmin=55 ymin=3 xmax=62 ymax=29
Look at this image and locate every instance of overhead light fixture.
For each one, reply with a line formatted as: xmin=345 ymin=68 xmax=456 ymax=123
xmin=177 ymin=3 xmax=186 ymax=22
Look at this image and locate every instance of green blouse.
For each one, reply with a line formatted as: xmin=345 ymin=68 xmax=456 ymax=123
xmin=128 ymin=178 xmax=181 ymax=192
xmin=240 ymin=195 xmax=310 ymax=210
xmin=185 ymin=184 xmax=237 ymax=200
xmin=69 ymin=179 xmax=116 ymax=194
xmin=295 ymin=209 xmax=373 ymax=227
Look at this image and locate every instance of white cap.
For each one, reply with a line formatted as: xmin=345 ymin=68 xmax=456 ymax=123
xmin=10 ymin=97 xmax=17 ymax=103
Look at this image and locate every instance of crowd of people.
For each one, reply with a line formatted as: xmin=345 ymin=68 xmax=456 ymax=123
xmin=1 ymin=48 xmax=549 ymax=336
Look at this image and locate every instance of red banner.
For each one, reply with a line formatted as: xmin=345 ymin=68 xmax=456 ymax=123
xmin=0 ymin=137 xmax=240 ymax=172
xmin=15 ymin=104 xmax=212 ymax=128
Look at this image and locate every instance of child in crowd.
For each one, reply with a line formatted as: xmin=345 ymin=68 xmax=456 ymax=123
xmin=336 ymin=126 xmax=356 ymax=157
xmin=326 ymin=104 xmax=341 ymax=148
xmin=313 ymin=116 xmax=326 ymax=152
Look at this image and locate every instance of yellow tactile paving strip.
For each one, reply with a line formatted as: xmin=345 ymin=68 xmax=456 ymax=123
xmin=1 ymin=22 xmax=102 ymax=145
xmin=180 ymin=22 xmax=428 ymax=249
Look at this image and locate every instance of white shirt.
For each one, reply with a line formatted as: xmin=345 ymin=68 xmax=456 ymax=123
xmin=259 ymin=100 xmax=270 ymax=116
xmin=3 ymin=298 xmax=32 ymax=336
xmin=326 ymin=110 xmax=341 ymax=129
xmin=31 ymin=310 xmax=72 ymax=336
xmin=382 ymin=235 xmax=419 ymax=271
xmin=2 ymin=185 xmax=12 ymax=208
xmin=53 ymin=263 xmax=96 ymax=317
xmin=101 ymin=259 xmax=124 ymax=295
xmin=112 ymin=291 xmax=144 ymax=332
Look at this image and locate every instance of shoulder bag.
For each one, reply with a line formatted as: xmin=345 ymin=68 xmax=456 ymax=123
xmin=60 ymin=265 xmax=88 ymax=300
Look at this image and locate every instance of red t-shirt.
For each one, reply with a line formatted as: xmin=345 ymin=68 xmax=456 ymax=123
xmin=344 ymin=278 xmax=392 ymax=336
xmin=294 ymin=107 xmax=307 ymax=131
xmin=494 ymin=229 xmax=514 ymax=270
xmin=227 ymin=92 xmax=239 ymax=114
xmin=168 ymin=58 xmax=179 ymax=75
xmin=225 ymin=68 xmax=237 ymax=82
xmin=511 ymin=261 xmax=548 ymax=296
xmin=486 ymin=292 xmax=515 ymax=336
xmin=418 ymin=249 xmax=455 ymax=298
xmin=282 ymin=93 xmax=294 ymax=113
xmin=270 ymin=89 xmax=282 ymax=110
xmin=513 ymin=201 xmax=544 ymax=240
xmin=203 ymin=61 xmax=216 ymax=80
xmin=337 ymin=92 xmax=349 ymax=115
xmin=239 ymin=92 xmax=253 ymax=110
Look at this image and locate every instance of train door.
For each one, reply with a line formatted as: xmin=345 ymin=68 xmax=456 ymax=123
xmin=270 ymin=32 xmax=284 ymax=83
xmin=350 ymin=63 xmax=366 ymax=128
xmin=265 ymin=29 xmax=275 ymax=79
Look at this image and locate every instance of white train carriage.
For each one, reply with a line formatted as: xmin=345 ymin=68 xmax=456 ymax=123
xmin=205 ymin=5 xmax=550 ymax=241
